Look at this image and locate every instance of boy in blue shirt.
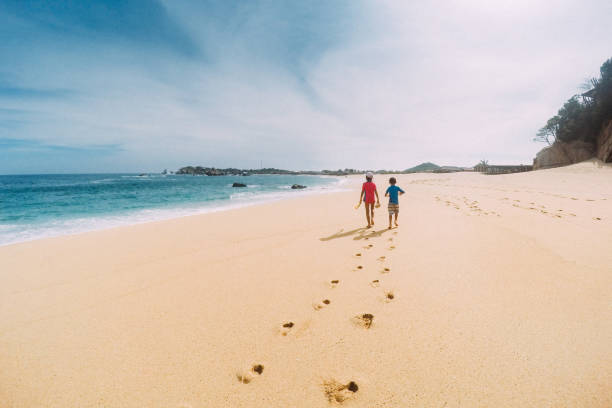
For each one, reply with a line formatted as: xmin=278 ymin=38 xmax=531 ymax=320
xmin=384 ymin=177 xmax=405 ymax=229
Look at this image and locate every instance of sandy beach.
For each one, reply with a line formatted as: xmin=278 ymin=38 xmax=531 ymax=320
xmin=1 ymin=160 xmax=611 ymax=407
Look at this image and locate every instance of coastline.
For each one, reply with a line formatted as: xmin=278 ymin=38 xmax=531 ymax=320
xmin=0 ymin=174 xmax=348 ymax=247
xmin=1 ymin=162 xmax=611 ymax=407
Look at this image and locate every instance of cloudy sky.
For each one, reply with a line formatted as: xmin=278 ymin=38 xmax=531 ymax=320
xmin=1 ymin=0 xmax=611 ymax=173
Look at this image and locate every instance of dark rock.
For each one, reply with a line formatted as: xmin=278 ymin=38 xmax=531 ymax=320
xmin=597 ymin=120 xmax=612 ymax=162
xmin=232 ymin=183 xmax=247 ymax=188
xmin=291 ymin=184 xmax=307 ymax=189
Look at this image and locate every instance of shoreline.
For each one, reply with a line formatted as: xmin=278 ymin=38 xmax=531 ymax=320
xmin=1 ymin=163 xmax=611 ymax=407
xmin=0 ymin=175 xmax=349 ymax=248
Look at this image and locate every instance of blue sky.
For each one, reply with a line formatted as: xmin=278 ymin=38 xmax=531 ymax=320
xmin=1 ymin=0 xmax=611 ymax=173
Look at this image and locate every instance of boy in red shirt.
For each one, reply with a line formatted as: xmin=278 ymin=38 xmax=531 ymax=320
xmin=358 ymin=172 xmax=380 ymax=228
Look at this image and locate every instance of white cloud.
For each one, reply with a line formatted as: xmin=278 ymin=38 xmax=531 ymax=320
xmin=2 ymin=0 xmax=611 ymax=172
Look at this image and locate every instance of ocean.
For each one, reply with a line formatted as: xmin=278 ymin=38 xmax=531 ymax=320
xmin=0 ymin=173 xmax=345 ymax=246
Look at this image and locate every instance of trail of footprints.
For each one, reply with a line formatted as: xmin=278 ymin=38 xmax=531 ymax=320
xmin=238 ymin=229 xmax=400 ymax=404
xmin=435 ymin=194 xmax=605 ymax=221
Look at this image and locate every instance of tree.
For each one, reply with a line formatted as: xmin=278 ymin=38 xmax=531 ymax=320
xmin=534 ymin=116 xmax=560 ymax=145
xmin=535 ymin=56 xmax=612 ymax=146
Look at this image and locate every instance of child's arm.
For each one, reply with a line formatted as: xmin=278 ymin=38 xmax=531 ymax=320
xmin=375 ymin=188 xmax=380 ymax=204
xmin=358 ymin=189 xmax=364 ymax=203
xmin=399 ymin=187 xmax=405 ymax=195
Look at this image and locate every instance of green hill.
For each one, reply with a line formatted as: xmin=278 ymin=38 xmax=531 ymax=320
xmin=404 ymin=162 xmax=441 ymax=173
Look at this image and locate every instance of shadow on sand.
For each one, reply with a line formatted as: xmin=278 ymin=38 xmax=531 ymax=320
xmin=319 ymin=227 xmax=391 ymax=242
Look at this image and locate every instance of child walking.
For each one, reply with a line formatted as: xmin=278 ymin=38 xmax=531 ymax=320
xmin=385 ymin=177 xmax=405 ymax=229
xmin=358 ymin=172 xmax=380 ymax=228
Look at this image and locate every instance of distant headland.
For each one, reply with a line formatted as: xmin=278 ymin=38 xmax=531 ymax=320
xmin=172 ymin=163 xmax=476 ymax=177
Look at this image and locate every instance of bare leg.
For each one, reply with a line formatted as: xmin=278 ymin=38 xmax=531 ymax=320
xmin=394 ymin=212 xmax=399 ymax=227
xmin=370 ymin=206 xmax=375 ymax=225
xmin=388 ymin=213 xmax=392 ymax=229
xmin=364 ymin=203 xmax=371 ymax=227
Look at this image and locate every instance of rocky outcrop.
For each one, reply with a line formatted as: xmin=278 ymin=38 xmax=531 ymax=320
xmin=534 ymin=120 xmax=612 ymax=169
xmin=232 ymin=183 xmax=247 ymax=188
xmin=596 ymin=120 xmax=612 ymax=163
xmin=291 ymin=184 xmax=306 ymax=189
xmin=533 ymin=140 xmax=596 ymax=169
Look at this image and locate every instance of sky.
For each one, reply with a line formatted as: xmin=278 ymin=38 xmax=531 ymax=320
xmin=1 ymin=0 xmax=611 ymax=174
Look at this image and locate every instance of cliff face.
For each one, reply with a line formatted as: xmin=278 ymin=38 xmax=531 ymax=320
xmin=534 ymin=120 xmax=612 ymax=169
xmin=596 ymin=120 xmax=612 ymax=162
xmin=533 ymin=140 xmax=595 ymax=169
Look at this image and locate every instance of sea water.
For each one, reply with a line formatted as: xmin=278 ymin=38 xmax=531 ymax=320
xmin=0 ymin=173 xmax=345 ymax=246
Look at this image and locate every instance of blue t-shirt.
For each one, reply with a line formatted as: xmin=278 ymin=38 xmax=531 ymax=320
xmin=385 ymin=185 xmax=404 ymax=204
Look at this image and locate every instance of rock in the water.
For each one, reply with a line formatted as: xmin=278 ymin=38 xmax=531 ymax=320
xmin=291 ymin=184 xmax=306 ymax=189
xmin=232 ymin=182 xmax=247 ymax=188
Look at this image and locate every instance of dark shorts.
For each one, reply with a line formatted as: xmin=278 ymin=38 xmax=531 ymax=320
xmin=388 ymin=203 xmax=399 ymax=214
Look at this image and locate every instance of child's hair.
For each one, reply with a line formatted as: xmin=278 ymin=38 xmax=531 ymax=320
xmin=366 ymin=176 xmax=373 ymax=181
xmin=389 ymin=177 xmax=396 ymax=185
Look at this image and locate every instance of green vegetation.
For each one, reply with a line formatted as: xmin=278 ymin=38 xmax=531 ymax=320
xmin=535 ymin=57 xmax=612 ymax=145
xmin=175 ymin=166 xmax=363 ymax=176
xmin=403 ymin=162 xmax=440 ymax=173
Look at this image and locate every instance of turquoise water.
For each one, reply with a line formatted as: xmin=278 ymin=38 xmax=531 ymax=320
xmin=0 ymin=173 xmax=344 ymax=246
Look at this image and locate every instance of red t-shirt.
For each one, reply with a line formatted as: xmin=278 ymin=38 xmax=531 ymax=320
xmin=362 ymin=182 xmax=377 ymax=203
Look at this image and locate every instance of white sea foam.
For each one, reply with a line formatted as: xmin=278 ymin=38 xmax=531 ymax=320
xmin=0 ymin=177 xmax=349 ymax=247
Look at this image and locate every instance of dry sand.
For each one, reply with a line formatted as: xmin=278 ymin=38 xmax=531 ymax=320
xmin=1 ymin=160 xmax=611 ymax=407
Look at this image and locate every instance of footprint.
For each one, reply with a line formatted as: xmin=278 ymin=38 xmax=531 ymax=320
xmin=323 ymin=380 xmax=359 ymax=404
xmin=377 ymin=256 xmax=386 ymax=262
xmin=330 ymin=279 xmax=340 ymax=288
xmin=236 ymin=373 xmax=252 ymax=384
xmin=388 ymin=246 xmax=396 ymax=251
xmin=353 ymin=313 xmax=374 ymax=329
xmin=385 ymin=291 xmax=395 ymax=301
xmin=370 ymin=280 xmax=380 ymax=288
xmin=355 ymin=265 xmax=363 ymax=270
xmin=313 ymin=299 xmax=331 ymax=311
xmin=593 ymin=217 xmax=602 ymax=221
xmin=381 ymin=267 xmax=390 ymax=274
xmin=236 ymin=364 xmax=264 ymax=384
xmin=355 ymin=253 xmax=362 ymax=257
xmin=280 ymin=321 xmax=294 ymax=336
